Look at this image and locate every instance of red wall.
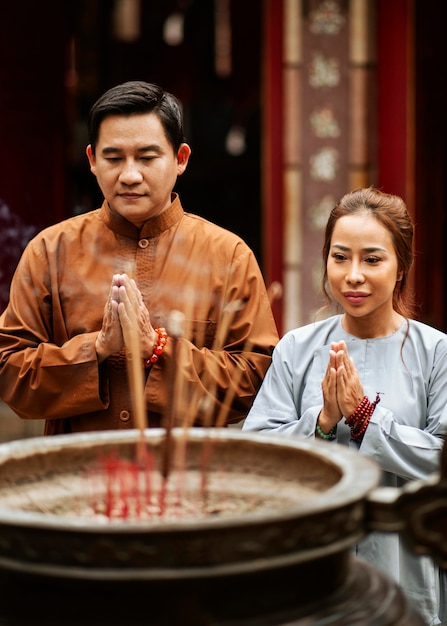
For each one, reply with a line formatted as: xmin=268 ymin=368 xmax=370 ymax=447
xmin=376 ymin=0 xmax=412 ymax=202
xmin=0 ymin=3 xmax=73 ymax=310
xmin=262 ymin=0 xmax=284 ymax=333
xmin=0 ymin=2 xmax=71 ymax=230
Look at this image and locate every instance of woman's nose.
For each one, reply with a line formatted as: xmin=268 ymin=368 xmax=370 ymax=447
xmin=346 ymin=262 xmax=364 ymax=283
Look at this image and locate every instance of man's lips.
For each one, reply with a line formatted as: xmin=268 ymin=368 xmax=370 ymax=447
xmin=119 ymin=193 xmax=143 ymax=200
xmin=343 ymin=291 xmax=370 ymax=304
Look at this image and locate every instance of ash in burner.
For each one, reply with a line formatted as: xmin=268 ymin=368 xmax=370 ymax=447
xmin=0 ymin=432 xmax=342 ymax=526
xmin=0 ymin=448 xmax=321 ymax=523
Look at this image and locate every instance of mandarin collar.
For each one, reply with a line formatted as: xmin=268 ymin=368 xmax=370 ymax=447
xmin=100 ymin=193 xmax=184 ymax=240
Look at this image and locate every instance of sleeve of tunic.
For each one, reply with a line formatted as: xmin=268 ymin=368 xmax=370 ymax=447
xmin=360 ymin=323 xmax=447 ymax=481
xmin=0 ymin=229 xmax=109 ymax=421
xmin=242 ymin=324 xmax=328 ymax=437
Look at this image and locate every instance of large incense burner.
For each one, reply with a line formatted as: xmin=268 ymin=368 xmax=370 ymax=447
xmin=0 ymin=428 xmax=444 ymax=625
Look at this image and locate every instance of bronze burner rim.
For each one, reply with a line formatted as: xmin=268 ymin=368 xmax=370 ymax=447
xmin=0 ymin=428 xmax=381 ymax=531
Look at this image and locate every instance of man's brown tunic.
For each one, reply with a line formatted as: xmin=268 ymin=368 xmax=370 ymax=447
xmin=0 ymin=195 xmax=278 ymax=434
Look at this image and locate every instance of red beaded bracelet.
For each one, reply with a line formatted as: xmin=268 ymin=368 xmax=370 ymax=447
xmin=144 ymin=327 xmax=168 ymax=368
xmin=345 ymin=392 xmax=382 ymax=439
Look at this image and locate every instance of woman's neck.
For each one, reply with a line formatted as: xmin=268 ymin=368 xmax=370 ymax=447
xmin=341 ymin=312 xmax=404 ymax=339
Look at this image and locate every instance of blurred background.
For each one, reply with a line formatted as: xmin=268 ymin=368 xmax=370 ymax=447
xmin=0 ymin=0 xmax=446 ymax=439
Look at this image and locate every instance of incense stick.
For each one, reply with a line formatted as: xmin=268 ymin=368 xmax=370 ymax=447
xmin=215 ymin=282 xmax=283 ymax=428
xmin=123 ymin=305 xmax=147 ymax=465
xmin=125 ymin=326 xmax=146 ymax=433
xmin=199 ymin=282 xmax=282 ymax=508
xmin=161 ymin=311 xmax=184 ymax=479
xmin=182 ymin=299 xmax=243 ymax=429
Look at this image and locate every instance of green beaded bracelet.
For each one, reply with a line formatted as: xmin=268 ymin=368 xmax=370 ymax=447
xmin=315 ymin=423 xmax=336 ymax=440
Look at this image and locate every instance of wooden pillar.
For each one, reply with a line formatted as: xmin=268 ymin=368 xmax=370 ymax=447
xmin=262 ymin=0 xmax=376 ymax=332
xmin=282 ymin=0 xmax=303 ymax=332
xmin=262 ymin=0 xmax=285 ymax=333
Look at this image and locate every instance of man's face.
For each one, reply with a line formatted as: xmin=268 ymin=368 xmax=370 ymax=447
xmin=86 ymin=112 xmax=190 ymax=228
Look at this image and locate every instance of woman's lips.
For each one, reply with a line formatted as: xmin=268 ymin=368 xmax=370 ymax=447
xmin=343 ymin=292 xmax=369 ymax=304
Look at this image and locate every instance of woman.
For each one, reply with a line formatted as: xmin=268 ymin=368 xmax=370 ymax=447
xmin=243 ymin=187 xmax=447 ymax=624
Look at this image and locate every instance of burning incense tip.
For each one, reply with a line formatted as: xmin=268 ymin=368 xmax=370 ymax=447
xmin=225 ymin=299 xmax=244 ymax=314
xmin=168 ymin=309 xmax=185 ymax=338
xmin=268 ymin=281 xmax=283 ymax=303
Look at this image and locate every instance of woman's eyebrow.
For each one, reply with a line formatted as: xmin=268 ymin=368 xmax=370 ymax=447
xmin=330 ymin=243 xmax=388 ymax=253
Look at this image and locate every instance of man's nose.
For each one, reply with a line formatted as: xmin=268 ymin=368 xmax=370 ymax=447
xmin=120 ymin=160 xmax=143 ymax=184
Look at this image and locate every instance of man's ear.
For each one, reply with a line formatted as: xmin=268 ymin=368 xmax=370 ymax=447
xmin=176 ymin=143 xmax=191 ymax=175
xmin=86 ymin=145 xmax=96 ymax=173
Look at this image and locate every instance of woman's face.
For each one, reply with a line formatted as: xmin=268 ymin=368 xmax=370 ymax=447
xmin=327 ymin=212 xmax=401 ymax=330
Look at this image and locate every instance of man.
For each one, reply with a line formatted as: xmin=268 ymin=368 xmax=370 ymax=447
xmin=0 ymin=81 xmax=278 ymax=435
